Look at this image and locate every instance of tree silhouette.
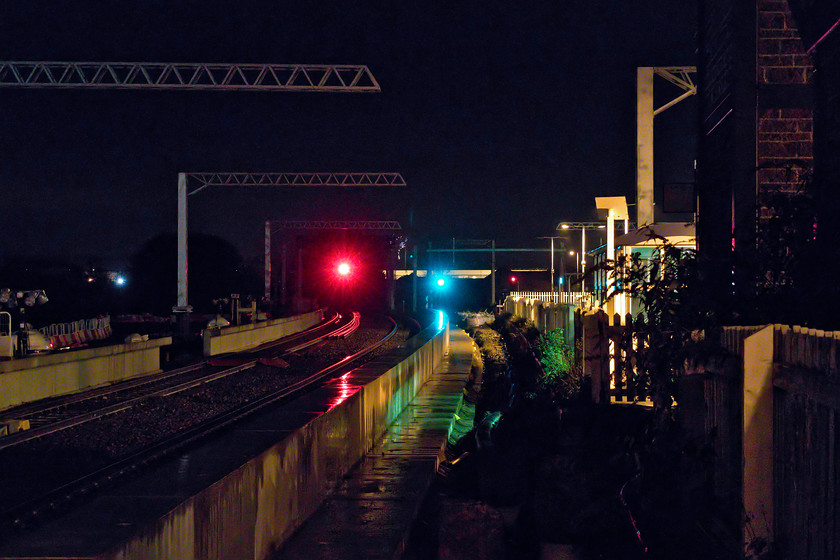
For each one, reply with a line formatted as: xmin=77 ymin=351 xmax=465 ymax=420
xmin=129 ymin=234 xmax=260 ymax=315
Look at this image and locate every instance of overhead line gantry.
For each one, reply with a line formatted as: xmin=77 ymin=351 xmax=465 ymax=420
xmin=0 ymin=62 xmax=380 ymax=92
xmin=0 ymin=59 xmax=386 ymax=334
xmin=178 ymin=172 xmax=405 ymax=319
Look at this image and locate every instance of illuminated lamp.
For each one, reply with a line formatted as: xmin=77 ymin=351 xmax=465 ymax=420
xmin=337 ymin=262 xmax=351 ymax=276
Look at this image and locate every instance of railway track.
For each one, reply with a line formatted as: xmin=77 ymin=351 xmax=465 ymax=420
xmin=0 ymin=310 xmax=354 ymax=450
xmin=0 ymin=312 xmax=400 ymax=535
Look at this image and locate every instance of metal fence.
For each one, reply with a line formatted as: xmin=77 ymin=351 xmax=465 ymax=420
xmin=38 ymin=315 xmax=112 ymax=348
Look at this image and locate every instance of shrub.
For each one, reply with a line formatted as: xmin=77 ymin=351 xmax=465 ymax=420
xmin=535 ymin=329 xmax=583 ymax=400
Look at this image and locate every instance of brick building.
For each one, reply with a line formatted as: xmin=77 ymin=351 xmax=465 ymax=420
xmin=697 ymin=0 xmax=839 ymax=324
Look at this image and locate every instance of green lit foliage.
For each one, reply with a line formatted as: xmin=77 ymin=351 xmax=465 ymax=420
xmin=606 ymin=233 xmax=710 ymax=410
xmin=535 ymin=328 xmax=583 ymax=401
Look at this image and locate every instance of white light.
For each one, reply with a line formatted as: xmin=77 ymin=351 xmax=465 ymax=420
xmin=115 ymin=275 xmax=127 ymax=286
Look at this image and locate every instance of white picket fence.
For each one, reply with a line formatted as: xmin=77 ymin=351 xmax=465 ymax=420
xmin=509 ymin=291 xmax=590 ymax=306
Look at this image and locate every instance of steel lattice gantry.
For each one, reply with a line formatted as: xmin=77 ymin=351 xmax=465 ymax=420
xmin=177 ymin=173 xmax=406 ymax=314
xmin=187 ymin=173 xmax=405 ymax=195
xmin=270 ymin=220 xmax=402 ymax=231
xmin=0 ymin=60 xmax=385 ymax=330
xmin=0 ymin=62 xmax=380 ymax=92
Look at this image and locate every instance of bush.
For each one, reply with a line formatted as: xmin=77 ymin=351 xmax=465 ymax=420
xmin=535 ymin=329 xmax=583 ymax=400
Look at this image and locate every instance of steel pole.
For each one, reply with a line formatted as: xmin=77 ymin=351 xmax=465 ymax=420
xmin=176 ymin=173 xmax=189 ymax=311
xmin=550 ymin=238 xmax=555 ymax=299
xmin=581 ymin=228 xmax=587 ymax=290
xmin=637 ymin=66 xmax=655 ymax=227
xmin=491 ymin=240 xmax=496 ymax=307
xmin=412 ymin=244 xmax=418 ymax=312
xmin=264 ymin=220 xmax=271 ymax=303
xmin=281 ymin=243 xmax=288 ymax=306
xmin=174 ymin=173 xmax=192 ymax=337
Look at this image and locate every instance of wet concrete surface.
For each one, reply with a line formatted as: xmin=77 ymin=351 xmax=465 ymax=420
xmin=0 ymin=325 xmax=470 ymax=560
xmin=272 ymin=330 xmax=474 ymax=560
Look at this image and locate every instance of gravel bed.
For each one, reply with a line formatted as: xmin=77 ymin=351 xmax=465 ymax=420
xmin=0 ymin=317 xmax=409 ymax=517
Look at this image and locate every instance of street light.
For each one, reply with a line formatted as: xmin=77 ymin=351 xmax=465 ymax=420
xmin=1 ymin=288 xmax=48 ymax=356
xmin=556 ymin=222 xmax=605 ymax=291
xmin=569 ymin=250 xmax=580 ymax=274
xmin=538 ymin=236 xmax=566 ymax=299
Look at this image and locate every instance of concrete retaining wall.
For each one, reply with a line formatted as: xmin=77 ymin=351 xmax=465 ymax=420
xmin=107 ymin=314 xmax=450 ymax=560
xmin=202 ymin=309 xmax=325 ymax=357
xmin=0 ymin=337 xmax=172 ymax=412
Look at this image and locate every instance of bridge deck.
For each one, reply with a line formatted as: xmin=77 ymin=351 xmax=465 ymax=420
xmin=273 ymin=328 xmax=474 ymax=560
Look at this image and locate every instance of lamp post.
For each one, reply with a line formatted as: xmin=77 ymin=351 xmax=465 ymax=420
xmin=538 ymin=236 xmax=565 ymax=301
xmin=0 ymin=288 xmax=48 ymax=356
xmin=556 ymin=222 xmax=605 ymax=292
xmin=569 ymin=250 xmax=580 ymax=274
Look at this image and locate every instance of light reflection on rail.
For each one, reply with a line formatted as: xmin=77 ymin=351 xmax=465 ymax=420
xmin=329 ymin=372 xmax=360 ymax=408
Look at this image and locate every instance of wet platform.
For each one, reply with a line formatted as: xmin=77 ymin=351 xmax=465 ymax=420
xmin=0 ymin=321 xmax=473 ymax=560
xmin=273 ymin=329 xmax=475 ymax=560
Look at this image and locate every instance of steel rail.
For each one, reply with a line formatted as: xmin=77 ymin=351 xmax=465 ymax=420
xmin=0 ymin=311 xmax=345 ymax=450
xmin=2 ymin=315 xmax=398 ymax=533
xmin=4 ymin=310 xmax=338 ymax=423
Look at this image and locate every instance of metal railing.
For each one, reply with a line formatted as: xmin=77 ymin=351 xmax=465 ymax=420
xmin=0 ymin=312 xmax=12 ymax=358
xmin=39 ymin=315 xmax=111 ymax=338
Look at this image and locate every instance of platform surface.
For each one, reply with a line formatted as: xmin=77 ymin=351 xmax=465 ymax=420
xmin=272 ymin=328 xmax=474 ymax=560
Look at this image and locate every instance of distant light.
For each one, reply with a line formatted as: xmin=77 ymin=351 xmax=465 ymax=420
xmin=569 ymin=250 xmax=575 ymax=256
xmin=561 ymin=224 xmax=570 ymax=230
xmin=510 ymin=276 xmax=517 ymax=283
xmin=115 ymin=275 xmax=127 ymax=286
xmin=337 ymin=262 xmax=351 ymax=276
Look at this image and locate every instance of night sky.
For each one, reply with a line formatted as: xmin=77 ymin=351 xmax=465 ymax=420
xmin=0 ymin=1 xmax=697 ymax=267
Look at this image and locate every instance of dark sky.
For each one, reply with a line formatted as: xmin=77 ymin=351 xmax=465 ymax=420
xmin=0 ymin=1 xmax=697 ymax=267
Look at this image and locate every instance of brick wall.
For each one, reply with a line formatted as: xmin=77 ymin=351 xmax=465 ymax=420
xmin=756 ymin=0 xmax=814 ymax=220
xmin=758 ymin=0 xmax=813 ymax=85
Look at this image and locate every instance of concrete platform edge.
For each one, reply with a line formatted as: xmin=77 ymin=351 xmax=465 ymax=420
xmin=95 ymin=318 xmax=454 ymax=560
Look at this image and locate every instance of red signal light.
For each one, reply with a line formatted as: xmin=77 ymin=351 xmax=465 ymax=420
xmin=510 ymin=275 xmax=517 ymax=283
xmin=337 ymin=262 xmax=351 ymax=277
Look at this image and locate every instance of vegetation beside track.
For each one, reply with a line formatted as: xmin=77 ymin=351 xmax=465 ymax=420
xmin=407 ymin=314 xmax=723 ymax=560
